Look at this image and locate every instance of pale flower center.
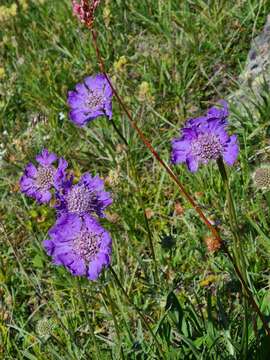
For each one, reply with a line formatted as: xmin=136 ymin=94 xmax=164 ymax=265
xmin=191 ymin=133 xmax=222 ymax=162
xmin=86 ymin=89 xmax=105 ymax=110
xmin=73 ymin=230 xmax=101 ymax=262
xmin=66 ymin=185 xmax=97 ymax=215
xmin=36 ymin=166 xmax=55 ymax=189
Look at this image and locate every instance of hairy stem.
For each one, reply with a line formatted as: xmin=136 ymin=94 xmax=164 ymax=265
xmin=76 ymin=278 xmax=100 ymax=357
xmin=111 ymin=118 xmax=128 ymax=147
xmin=109 ymin=266 xmax=164 ymax=358
xmin=89 ymin=27 xmax=270 ymax=337
xmin=104 ymin=285 xmax=125 ymax=359
xmin=91 ymin=28 xmax=221 ymax=243
xmin=223 ymin=246 xmax=270 ymax=336
xmin=217 ymin=158 xmax=247 ymax=281
xmin=110 ymin=118 xmax=158 ymax=282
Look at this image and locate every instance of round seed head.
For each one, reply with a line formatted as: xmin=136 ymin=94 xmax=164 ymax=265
xmin=253 ymin=166 xmax=270 ymax=190
xmin=36 ymin=318 xmax=54 ymax=337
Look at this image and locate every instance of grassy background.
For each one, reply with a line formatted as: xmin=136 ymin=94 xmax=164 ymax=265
xmin=1 ymin=0 xmax=270 ymax=358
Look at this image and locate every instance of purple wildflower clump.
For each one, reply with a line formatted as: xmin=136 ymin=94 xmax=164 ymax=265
xmin=43 ymin=213 xmax=111 ymax=280
xmin=20 ymin=148 xmax=113 ymax=281
xmin=171 ymin=101 xmax=239 ymax=172
xmin=20 ymin=149 xmax=68 ymax=203
xmin=67 ymin=74 xmax=113 ymax=127
xmin=56 ymin=172 xmax=112 ymax=218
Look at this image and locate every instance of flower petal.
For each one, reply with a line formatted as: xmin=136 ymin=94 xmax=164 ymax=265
xmin=36 ymin=149 xmax=57 ymax=166
xmin=24 ymin=163 xmax=37 ymax=178
xmin=223 ymin=135 xmax=239 ymax=166
xmin=186 ymin=155 xmax=199 ymax=172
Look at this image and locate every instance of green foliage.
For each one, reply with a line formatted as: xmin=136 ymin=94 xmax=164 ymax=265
xmin=1 ymin=0 xmax=270 ymax=359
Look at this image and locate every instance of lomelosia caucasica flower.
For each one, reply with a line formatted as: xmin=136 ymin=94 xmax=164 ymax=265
xmin=43 ymin=213 xmax=112 ymax=280
xmin=56 ymin=172 xmax=112 ymax=218
xmin=171 ymin=101 xmax=239 ymax=172
xmin=20 ymin=149 xmax=68 ymax=203
xmin=67 ymin=74 xmax=113 ymax=127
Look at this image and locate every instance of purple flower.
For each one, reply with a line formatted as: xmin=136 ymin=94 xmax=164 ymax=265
xmin=184 ymin=100 xmax=229 ymax=129
xmin=43 ymin=213 xmax=112 ymax=280
xmin=20 ymin=149 xmax=68 ymax=203
xmin=56 ymin=172 xmax=112 ymax=218
xmin=67 ymin=74 xmax=113 ymax=127
xmin=171 ymin=101 xmax=239 ymax=172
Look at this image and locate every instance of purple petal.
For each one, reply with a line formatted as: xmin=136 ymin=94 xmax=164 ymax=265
xmin=171 ymin=139 xmax=190 ymax=164
xmin=84 ymin=75 xmax=102 ymax=90
xmin=70 ymin=258 xmax=87 ymax=276
xmin=207 ymin=100 xmax=229 ymax=120
xmin=54 ymin=157 xmax=68 ymax=190
xmin=20 ymin=175 xmax=36 ymax=193
xmin=24 ymin=163 xmax=37 ymax=178
xmin=36 ymin=190 xmax=52 ymax=204
xmin=43 ymin=239 xmax=55 ymax=256
xmin=223 ymin=135 xmax=239 ymax=166
xmin=36 ymin=149 xmax=57 ymax=166
xmin=75 ymin=82 xmax=88 ymax=95
xmin=185 ymin=116 xmax=208 ymax=128
xmin=67 ymin=91 xmax=87 ymax=108
xmin=104 ymin=101 xmax=113 ymax=119
xmin=186 ymin=155 xmax=199 ymax=172
xmin=69 ymin=110 xmax=89 ymax=126
xmin=88 ymin=253 xmax=110 ymax=281
xmin=50 ymin=214 xmax=82 ymax=242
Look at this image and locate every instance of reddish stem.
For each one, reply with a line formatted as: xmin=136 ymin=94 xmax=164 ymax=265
xmin=89 ymin=27 xmax=270 ymax=337
xmin=90 ymin=29 xmax=221 ymax=243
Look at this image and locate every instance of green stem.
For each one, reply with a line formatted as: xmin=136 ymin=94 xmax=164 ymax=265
xmin=76 ymin=278 xmax=100 ymax=358
xmin=105 ymin=285 xmax=125 ymax=360
xmin=217 ymin=158 xmax=249 ymax=355
xmin=111 ymin=118 xmax=128 ymax=147
xmin=217 ymin=158 xmax=247 ymax=281
xmin=224 ymin=246 xmax=270 ymax=336
xmin=109 ymin=266 xmax=163 ymax=358
xmin=109 ymin=118 xmax=158 ymax=282
xmin=131 ymin=161 xmax=158 ymax=283
xmin=264 ymin=190 xmax=270 ymax=210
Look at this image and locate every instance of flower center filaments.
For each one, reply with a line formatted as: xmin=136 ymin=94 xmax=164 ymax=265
xmin=191 ymin=133 xmax=223 ymax=162
xmin=66 ymin=185 xmax=98 ymax=215
xmin=36 ymin=166 xmax=55 ymax=189
xmin=86 ymin=89 xmax=105 ymax=110
xmin=73 ymin=230 xmax=101 ymax=262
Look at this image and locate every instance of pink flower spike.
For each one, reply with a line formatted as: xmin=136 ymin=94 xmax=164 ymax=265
xmin=71 ymin=0 xmax=101 ymax=28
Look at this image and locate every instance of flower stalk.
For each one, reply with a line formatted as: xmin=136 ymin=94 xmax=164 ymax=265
xmin=89 ymin=28 xmax=270 ymax=337
xmin=76 ymin=278 xmax=100 ymax=357
xmin=104 ymin=285 xmax=125 ymax=359
xmin=110 ymin=117 xmax=158 ymax=282
xmin=217 ymin=158 xmax=247 ymax=281
xmin=90 ymin=28 xmax=221 ymax=244
xmin=109 ymin=266 xmax=163 ymax=358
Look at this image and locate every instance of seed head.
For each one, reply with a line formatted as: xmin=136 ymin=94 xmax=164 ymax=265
xmin=253 ymin=166 xmax=270 ymax=190
xmin=36 ymin=318 xmax=54 ymax=337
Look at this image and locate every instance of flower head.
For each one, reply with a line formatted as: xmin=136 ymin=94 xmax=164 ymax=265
xmin=171 ymin=101 xmax=239 ymax=172
xmin=67 ymin=74 xmax=113 ymax=127
xmin=72 ymin=0 xmax=100 ymax=28
xmin=36 ymin=318 xmax=55 ymax=338
xmin=43 ymin=213 xmax=111 ymax=280
xmin=20 ymin=149 xmax=68 ymax=203
xmin=56 ymin=172 xmax=112 ymax=218
xmin=253 ymin=165 xmax=270 ymax=190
